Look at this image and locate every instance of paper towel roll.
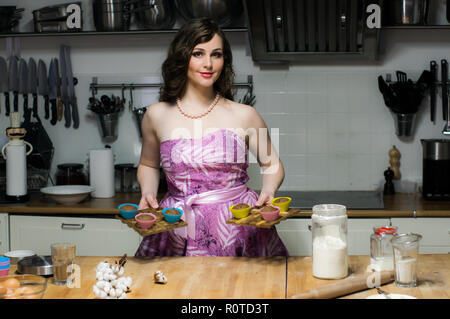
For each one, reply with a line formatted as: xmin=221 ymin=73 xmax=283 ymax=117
xmin=89 ymin=149 xmax=115 ymax=198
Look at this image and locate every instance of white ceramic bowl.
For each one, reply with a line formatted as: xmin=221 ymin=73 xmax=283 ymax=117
xmin=40 ymin=185 xmax=94 ymax=205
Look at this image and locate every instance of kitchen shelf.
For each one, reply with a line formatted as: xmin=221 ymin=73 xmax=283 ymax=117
xmin=0 ymin=28 xmax=248 ymax=38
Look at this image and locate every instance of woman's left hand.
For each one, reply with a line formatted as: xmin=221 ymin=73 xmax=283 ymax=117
xmin=255 ymin=190 xmax=274 ymax=206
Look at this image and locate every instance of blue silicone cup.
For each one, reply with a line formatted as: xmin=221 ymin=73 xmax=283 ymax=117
xmin=162 ymin=207 xmax=183 ymax=223
xmin=118 ymin=203 xmax=139 ymax=219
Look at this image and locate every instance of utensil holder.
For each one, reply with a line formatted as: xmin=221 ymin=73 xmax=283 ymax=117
xmin=392 ymin=112 xmax=416 ymax=137
xmin=132 ymin=107 xmax=147 ymax=138
xmin=98 ymin=112 xmax=119 ymax=139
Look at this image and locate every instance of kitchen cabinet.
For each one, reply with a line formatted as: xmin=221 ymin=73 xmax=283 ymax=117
xmin=391 ymin=218 xmax=450 ymax=254
xmin=0 ymin=213 xmax=9 ymax=254
xmin=276 ymin=217 xmax=391 ymax=256
xmin=9 ymin=215 xmax=141 ymax=256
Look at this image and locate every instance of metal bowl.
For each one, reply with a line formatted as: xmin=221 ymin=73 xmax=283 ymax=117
xmin=0 ymin=274 xmax=48 ymax=299
xmin=132 ymin=0 xmax=176 ymax=30
xmin=174 ymin=0 xmax=243 ymax=27
xmin=40 ymin=185 xmax=94 ymax=205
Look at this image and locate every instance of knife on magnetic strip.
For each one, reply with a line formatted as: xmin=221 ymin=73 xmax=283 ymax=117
xmin=48 ymin=58 xmax=59 ymax=125
xmin=442 ymin=59 xmax=448 ymax=121
xmin=38 ymin=59 xmax=50 ymax=120
xmin=0 ymin=57 xmax=9 ymax=116
xmin=8 ymin=57 xmax=19 ymax=113
xmin=18 ymin=58 xmax=30 ymax=123
xmin=430 ymin=61 xmax=437 ymax=122
xmin=28 ymin=58 xmax=38 ymax=119
xmin=63 ymin=45 xmax=79 ymax=129
xmin=59 ymin=45 xmax=71 ymax=128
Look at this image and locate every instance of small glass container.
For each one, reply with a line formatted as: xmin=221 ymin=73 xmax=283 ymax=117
xmin=56 ymin=163 xmax=87 ymax=185
xmin=391 ymin=233 xmax=422 ymax=288
xmin=311 ymin=204 xmax=348 ymax=280
xmin=370 ymin=226 xmax=398 ymax=271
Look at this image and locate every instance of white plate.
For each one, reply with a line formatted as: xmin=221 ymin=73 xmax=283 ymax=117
xmin=3 ymin=250 xmax=37 ymax=264
xmin=366 ymin=294 xmax=416 ymax=299
xmin=41 ymin=185 xmax=94 ymax=205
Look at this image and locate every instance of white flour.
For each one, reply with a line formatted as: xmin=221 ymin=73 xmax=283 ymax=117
xmin=395 ymin=257 xmax=417 ymax=284
xmin=312 ymin=235 xmax=348 ymax=279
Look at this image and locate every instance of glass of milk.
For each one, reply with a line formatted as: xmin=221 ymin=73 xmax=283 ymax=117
xmin=391 ymin=233 xmax=422 ymax=288
xmin=311 ymin=204 xmax=348 ymax=280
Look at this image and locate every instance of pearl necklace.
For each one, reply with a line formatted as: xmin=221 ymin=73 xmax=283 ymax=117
xmin=176 ymin=94 xmax=220 ymax=119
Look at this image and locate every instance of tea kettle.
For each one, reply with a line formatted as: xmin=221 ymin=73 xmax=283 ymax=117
xmin=1 ymin=112 xmax=33 ymax=202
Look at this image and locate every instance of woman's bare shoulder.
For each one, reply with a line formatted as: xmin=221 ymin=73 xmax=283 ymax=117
xmin=225 ymin=99 xmax=265 ymax=128
xmin=144 ymin=101 xmax=173 ymax=122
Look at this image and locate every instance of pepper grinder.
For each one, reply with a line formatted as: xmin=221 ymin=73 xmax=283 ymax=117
xmin=384 ymin=167 xmax=395 ymax=195
xmin=389 ymin=145 xmax=401 ymax=180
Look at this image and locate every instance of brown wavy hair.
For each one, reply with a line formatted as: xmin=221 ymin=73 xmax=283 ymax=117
xmin=159 ymin=18 xmax=235 ymax=103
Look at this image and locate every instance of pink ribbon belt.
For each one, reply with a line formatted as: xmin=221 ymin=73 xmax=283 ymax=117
xmin=170 ymin=184 xmax=248 ymax=240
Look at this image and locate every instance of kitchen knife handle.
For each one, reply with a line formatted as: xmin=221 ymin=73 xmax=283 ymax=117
xmin=57 ymin=97 xmax=63 ymax=121
xmin=50 ymin=99 xmax=57 ymax=125
xmin=44 ymin=95 xmax=49 ymax=119
xmin=71 ymin=98 xmax=79 ymax=129
xmin=32 ymin=94 xmax=38 ymax=118
xmin=64 ymin=101 xmax=71 ymax=128
xmin=13 ymin=92 xmax=18 ymax=112
xmin=23 ymin=94 xmax=30 ymax=123
xmin=4 ymin=92 xmax=10 ymax=116
xmin=442 ymin=60 xmax=448 ymax=121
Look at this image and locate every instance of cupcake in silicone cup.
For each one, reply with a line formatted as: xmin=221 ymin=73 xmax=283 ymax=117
xmin=259 ymin=205 xmax=280 ymax=221
xmin=135 ymin=213 xmax=157 ymax=229
xmin=271 ymin=197 xmax=292 ymax=212
xmin=229 ymin=203 xmax=251 ymax=219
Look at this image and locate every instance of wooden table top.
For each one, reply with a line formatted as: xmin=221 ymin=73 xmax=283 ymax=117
xmin=287 ymin=254 xmax=450 ymax=299
xmin=7 ymin=254 xmax=450 ymax=299
xmin=10 ymin=256 xmax=287 ymax=299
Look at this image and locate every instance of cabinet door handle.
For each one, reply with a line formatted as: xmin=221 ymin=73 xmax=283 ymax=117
xmin=308 ymin=225 xmax=312 ymax=231
xmin=61 ymin=223 xmax=85 ymax=230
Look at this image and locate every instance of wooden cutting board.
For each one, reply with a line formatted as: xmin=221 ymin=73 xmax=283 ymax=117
xmin=116 ymin=207 xmax=187 ymax=237
xmin=226 ymin=208 xmax=303 ymax=228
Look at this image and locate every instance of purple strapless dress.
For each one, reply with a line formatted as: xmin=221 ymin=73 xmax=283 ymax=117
xmin=135 ymin=129 xmax=289 ymax=257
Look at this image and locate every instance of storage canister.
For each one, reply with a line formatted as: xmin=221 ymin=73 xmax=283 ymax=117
xmin=311 ymin=204 xmax=348 ymax=279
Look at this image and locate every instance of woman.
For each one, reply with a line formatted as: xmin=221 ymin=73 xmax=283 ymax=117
xmin=135 ymin=18 xmax=288 ymax=257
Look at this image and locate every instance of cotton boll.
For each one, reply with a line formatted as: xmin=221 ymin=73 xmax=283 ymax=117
xmin=117 ymin=267 xmax=124 ymax=276
xmin=119 ymin=292 xmax=127 ymax=299
xmin=96 ymin=272 xmax=104 ymax=281
xmin=109 ymin=288 xmax=116 ymax=298
xmin=115 ymin=288 xmax=123 ymax=296
xmin=96 ymin=280 xmax=107 ymax=289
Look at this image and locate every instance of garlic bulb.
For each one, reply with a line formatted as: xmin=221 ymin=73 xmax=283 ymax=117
xmin=92 ymin=255 xmax=131 ymax=299
xmin=154 ymin=270 xmax=167 ymax=284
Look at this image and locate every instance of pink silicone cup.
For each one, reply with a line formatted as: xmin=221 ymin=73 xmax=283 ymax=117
xmin=135 ymin=213 xmax=157 ymax=229
xmin=260 ymin=205 xmax=281 ymax=221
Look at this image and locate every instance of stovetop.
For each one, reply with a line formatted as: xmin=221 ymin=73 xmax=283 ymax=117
xmin=274 ymin=191 xmax=385 ymax=210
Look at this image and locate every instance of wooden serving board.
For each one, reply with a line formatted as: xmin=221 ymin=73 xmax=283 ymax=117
xmin=115 ymin=207 xmax=187 ymax=237
xmin=226 ymin=207 xmax=303 ymax=228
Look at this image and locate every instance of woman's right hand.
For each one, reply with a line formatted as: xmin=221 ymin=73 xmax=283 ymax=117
xmin=139 ymin=193 xmax=159 ymax=210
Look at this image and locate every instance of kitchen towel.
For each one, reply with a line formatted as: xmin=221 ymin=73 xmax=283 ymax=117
xmin=89 ymin=148 xmax=115 ymax=198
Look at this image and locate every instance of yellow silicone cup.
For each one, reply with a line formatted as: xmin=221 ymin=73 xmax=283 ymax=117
xmin=271 ymin=197 xmax=292 ymax=212
xmin=229 ymin=203 xmax=251 ymax=219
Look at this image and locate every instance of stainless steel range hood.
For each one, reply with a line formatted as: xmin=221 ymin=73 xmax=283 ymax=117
xmin=243 ymin=0 xmax=381 ymax=64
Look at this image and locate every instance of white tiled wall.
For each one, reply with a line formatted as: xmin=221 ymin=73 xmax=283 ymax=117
xmin=0 ymin=14 xmax=449 ymax=192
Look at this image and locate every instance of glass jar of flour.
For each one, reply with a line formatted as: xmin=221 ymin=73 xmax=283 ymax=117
xmin=311 ymin=204 xmax=348 ymax=279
